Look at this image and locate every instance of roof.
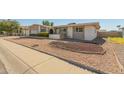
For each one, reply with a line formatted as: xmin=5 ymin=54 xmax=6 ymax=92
xmin=21 ymin=26 xmax=29 ymax=28
xmin=54 ymin=22 xmax=100 ymax=29
xmin=22 ymin=22 xmax=100 ymax=29
xmin=30 ymin=24 xmax=51 ymax=28
xmin=21 ymin=26 xmax=29 ymax=29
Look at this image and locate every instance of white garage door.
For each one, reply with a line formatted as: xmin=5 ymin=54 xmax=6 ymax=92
xmin=84 ymin=27 xmax=97 ymax=41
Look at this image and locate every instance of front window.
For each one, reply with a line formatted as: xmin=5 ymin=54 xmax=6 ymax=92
xmin=75 ymin=27 xmax=83 ymax=32
xmin=59 ymin=28 xmax=67 ymax=33
xmin=76 ymin=28 xmax=78 ymax=32
xmin=63 ymin=28 xmax=67 ymax=32
xmin=79 ymin=28 xmax=83 ymax=32
xmin=41 ymin=29 xmax=46 ymax=32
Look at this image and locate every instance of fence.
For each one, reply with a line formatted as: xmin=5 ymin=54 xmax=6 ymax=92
xmin=97 ymin=31 xmax=122 ymax=38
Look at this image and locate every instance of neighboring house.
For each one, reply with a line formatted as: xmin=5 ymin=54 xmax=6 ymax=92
xmin=21 ymin=26 xmax=30 ymax=36
xmin=20 ymin=24 xmax=51 ymax=36
xmin=29 ymin=24 xmax=51 ymax=35
xmin=49 ymin=22 xmax=100 ymax=41
xmin=20 ymin=22 xmax=100 ymax=41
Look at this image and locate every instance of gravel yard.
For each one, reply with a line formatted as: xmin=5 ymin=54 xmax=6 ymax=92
xmin=6 ymin=37 xmax=122 ymax=73
xmin=50 ymin=41 xmax=105 ymax=54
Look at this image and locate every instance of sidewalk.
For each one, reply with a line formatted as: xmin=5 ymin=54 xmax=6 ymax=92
xmin=0 ymin=39 xmax=93 ymax=74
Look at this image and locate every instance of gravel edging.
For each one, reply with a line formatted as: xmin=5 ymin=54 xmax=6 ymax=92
xmin=5 ymin=39 xmax=112 ymax=74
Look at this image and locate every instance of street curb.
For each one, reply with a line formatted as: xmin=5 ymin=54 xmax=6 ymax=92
xmin=5 ymin=39 xmax=111 ymax=74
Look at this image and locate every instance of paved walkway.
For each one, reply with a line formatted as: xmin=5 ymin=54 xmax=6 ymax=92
xmin=0 ymin=38 xmax=93 ymax=74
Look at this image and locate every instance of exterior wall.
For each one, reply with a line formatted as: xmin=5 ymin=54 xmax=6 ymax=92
xmin=40 ymin=26 xmax=50 ymax=32
xmin=73 ymin=27 xmax=84 ymax=40
xmin=97 ymin=31 xmax=122 ymax=37
xmin=84 ymin=26 xmax=97 ymax=40
xmin=49 ymin=34 xmax=61 ymax=39
xmin=30 ymin=25 xmax=40 ymax=34
xmin=67 ymin=27 xmax=73 ymax=38
xmin=56 ymin=29 xmax=60 ymax=34
xmin=22 ymin=30 xmax=30 ymax=36
xmin=45 ymin=28 xmax=49 ymax=32
xmin=30 ymin=30 xmax=38 ymax=34
xmin=21 ymin=26 xmax=30 ymax=36
xmin=25 ymin=30 xmax=30 ymax=36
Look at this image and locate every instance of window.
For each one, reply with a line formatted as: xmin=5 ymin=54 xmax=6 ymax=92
xmin=76 ymin=28 xmax=78 ymax=32
xmin=41 ymin=29 xmax=46 ymax=32
xmin=59 ymin=28 xmax=67 ymax=33
xmin=75 ymin=27 xmax=83 ymax=32
xmin=63 ymin=29 xmax=67 ymax=32
xmin=79 ymin=28 xmax=83 ymax=32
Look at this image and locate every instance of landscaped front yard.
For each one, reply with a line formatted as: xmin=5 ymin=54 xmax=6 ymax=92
xmin=6 ymin=37 xmax=122 ymax=73
xmin=50 ymin=41 xmax=105 ymax=55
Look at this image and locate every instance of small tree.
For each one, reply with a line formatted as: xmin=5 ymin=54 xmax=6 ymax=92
xmin=51 ymin=22 xmax=54 ymax=26
xmin=0 ymin=19 xmax=20 ymax=35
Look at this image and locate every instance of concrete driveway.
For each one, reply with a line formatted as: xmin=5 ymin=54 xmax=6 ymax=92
xmin=0 ymin=37 xmax=93 ymax=74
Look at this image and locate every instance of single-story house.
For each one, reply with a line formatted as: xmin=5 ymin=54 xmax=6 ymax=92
xmin=29 ymin=24 xmax=51 ymax=35
xmin=49 ymin=22 xmax=100 ymax=41
xmin=20 ymin=22 xmax=100 ymax=41
xmin=20 ymin=24 xmax=51 ymax=36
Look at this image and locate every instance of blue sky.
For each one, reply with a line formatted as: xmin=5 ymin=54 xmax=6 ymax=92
xmin=16 ymin=19 xmax=124 ymax=31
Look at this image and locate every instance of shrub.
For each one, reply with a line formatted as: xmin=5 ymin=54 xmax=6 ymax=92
xmin=37 ymin=32 xmax=49 ymax=37
xmin=30 ymin=34 xmax=37 ymax=36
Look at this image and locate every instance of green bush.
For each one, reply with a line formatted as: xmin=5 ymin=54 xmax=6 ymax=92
xmin=37 ymin=32 xmax=49 ymax=37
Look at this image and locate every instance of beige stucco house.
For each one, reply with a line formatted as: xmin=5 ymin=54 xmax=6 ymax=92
xmin=20 ymin=22 xmax=100 ymax=41
xmin=49 ymin=22 xmax=100 ymax=41
xmin=29 ymin=24 xmax=51 ymax=35
xmin=20 ymin=24 xmax=51 ymax=36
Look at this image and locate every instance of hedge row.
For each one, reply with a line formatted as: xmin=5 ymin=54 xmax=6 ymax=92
xmin=30 ymin=32 xmax=49 ymax=37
